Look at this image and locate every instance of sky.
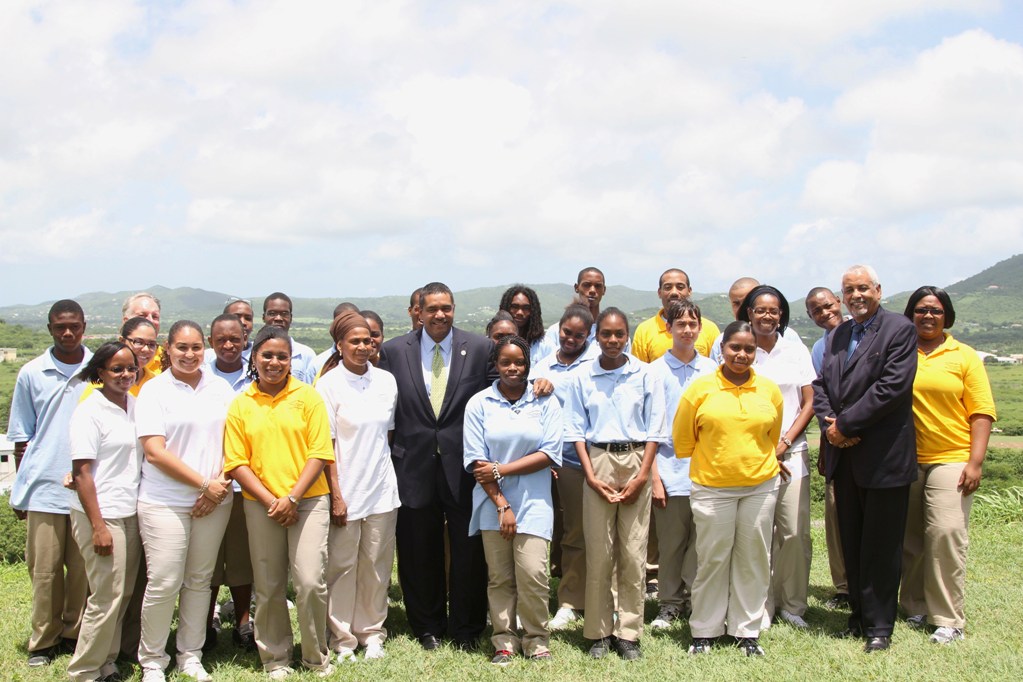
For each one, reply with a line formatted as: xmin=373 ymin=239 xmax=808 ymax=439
xmin=2 ymin=0 xmax=1022 ymax=306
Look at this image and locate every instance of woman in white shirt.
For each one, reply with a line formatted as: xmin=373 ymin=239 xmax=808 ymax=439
xmin=134 ymin=320 xmax=236 ymax=682
xmin=316 ymin=312 xmax=400 ymax=662
xmin=738 ymin=285 xmax=817 ymax=630
xmin=67 ymin=342 xmax=144 ymax=682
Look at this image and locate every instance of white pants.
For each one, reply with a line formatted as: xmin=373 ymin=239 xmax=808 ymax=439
xmin=690 ymin=478 xmax=778 ymax=639
xmin=137 ymin=499 xmax=232 ymax=672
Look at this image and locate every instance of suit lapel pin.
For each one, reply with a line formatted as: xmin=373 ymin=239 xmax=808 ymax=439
xmin=461 ymin=350 xmax=467 ymax=356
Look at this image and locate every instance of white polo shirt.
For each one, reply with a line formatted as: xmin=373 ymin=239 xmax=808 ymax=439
xmin=753 ymin=334 xmax=816 ymax=478
xmin=69 ymin=391 xmax=142 ymax=519
xmin=316 ymin=363 xmax=400 ymax=521
xmin=135 ymin=367 xmax=235 ymax=508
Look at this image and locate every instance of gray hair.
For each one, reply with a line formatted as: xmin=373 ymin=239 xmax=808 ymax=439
xmin=842 ymin=264 xmax=880 ymax=287
xmin=121 ymin=292 xmax=161 ymax=317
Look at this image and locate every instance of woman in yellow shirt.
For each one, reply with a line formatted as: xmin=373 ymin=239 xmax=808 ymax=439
xmin=900 ymin=286 xmax=996 ymax=645
xmin=673 ymin=321 xmax=784 ymax=657
xmin=223 ymin=325 xmax=336 ymax=679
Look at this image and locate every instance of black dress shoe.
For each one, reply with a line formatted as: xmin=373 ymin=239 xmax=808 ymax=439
xmin=864 ymin=636 xmax=891 ymax=652
xmin=418 ymin=634 xmax=442 ymax=650
xmin=832 ymin=626 xmax=864 ymax=639
xmin=588 ymin=636 xmax=616 ymax=659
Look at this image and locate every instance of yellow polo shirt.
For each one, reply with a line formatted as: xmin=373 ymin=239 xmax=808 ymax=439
xmin=672 ymin=366 xmax=782 ymax=488
xmin=912 ymin=334 xmax=997 ymax=464
xmin=224 ymin=376 xmax=334 ymax=500
xmin=632 ymin=309 xmax=720 ymax=362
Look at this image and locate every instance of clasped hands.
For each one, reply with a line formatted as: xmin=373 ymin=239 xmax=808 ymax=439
xmin=824 ymin=417 xmax=861 ymax=449
xmin=587 ymin=474 xmax=646 ymax=505
xmin=192 ymin=476 xmax=231 ymax=518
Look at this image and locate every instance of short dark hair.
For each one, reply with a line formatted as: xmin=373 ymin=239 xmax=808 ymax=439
xmin=486 ymin=311 xmax=517 ymax=337
xmin=658 ymin=268 xmax=690 ymax=289
xmin=48 ymin=299 xmax=85 ymax=323
xmin=223 ymin=299 xmax=252 ymax=314
xmin=665 ymin=300 xmax=701 ymax=326
xmin=120 ymin=316 xmax=156 ymax=339
xmin=490 ymin=335 xmax=532 ymax=379
xmin=210 ymin=313 xmax=243 ymax=334
xmin=246 ymin=325 xmax=293 ymax=382
xmin=262 ymin=292 xmax=292 ymax=312
xmin=904 ymin=286 xmax=956 ymax=328
xmin=333 ymin=302 xmax=359 ymax=318
xmin=596 ymin=306 xmax=630 ymax=336
xmin=577 ymin=267 xmax=604 ymax=284
xmin=738 ymin=285 xmax=790 ymax=335
xmin=361 ymin=309 xmax=383 ymax=329
xmin=498 ymin=285 xmax=545 ymax=345
xmin=78 ymin=341 xmax=137 ymax=384
xmin=419 ymin=282 xmax=454 ymax=307
xmin=409 ymin=288 xmax=424 ymax=308
xmin=721 ymin=320 xmax=754 ymax=345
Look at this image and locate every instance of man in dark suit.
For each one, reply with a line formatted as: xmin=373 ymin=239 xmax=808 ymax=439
xmin=812 ymin=265 xmax=918 ymax=653
xmin=378 ymin=282 xmax=493 ymax=651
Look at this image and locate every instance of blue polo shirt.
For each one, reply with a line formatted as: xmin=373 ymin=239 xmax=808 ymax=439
xmin=530 ymin=348 xmax=593 ymax=469
xmin=290 ymin=338 xmax=319 ymax=384
xmin=7 ymin=346 xmax=92 ymax=513
xmin=648 ymin=351 xmax=716 ymax=496
xmin=564 ymin=354 xmax=668 ymax=445
xmin=463 ymin=382 xmax=563 ymax=540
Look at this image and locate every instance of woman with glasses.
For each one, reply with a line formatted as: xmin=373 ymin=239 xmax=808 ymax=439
xmin=737 ymin=285 xmax=816 ymax=630
xmin=66 ymin=342 xmax=144 ymax=682
xmin=899 ymin=287 xmax=996 ymax=644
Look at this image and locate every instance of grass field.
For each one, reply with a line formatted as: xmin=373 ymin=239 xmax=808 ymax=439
xmin=2 ymin=509 xmax=1022 ymax=681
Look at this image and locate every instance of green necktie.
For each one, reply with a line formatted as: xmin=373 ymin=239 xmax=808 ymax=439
xmin=430 ymin=343 xmax=447 ymax=417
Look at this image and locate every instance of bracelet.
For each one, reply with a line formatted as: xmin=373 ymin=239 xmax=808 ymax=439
xmin=780 ymin=436 xmax=792 ymax=447
xmin=492 ymin=462 xmax=503 ymax=482
xmin=199 ymin=478 xmax=210 ymax=495
xmin=496 ymin=505 xmax=511 ymax=515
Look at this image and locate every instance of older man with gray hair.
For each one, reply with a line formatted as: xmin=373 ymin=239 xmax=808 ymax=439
xmin=812 ymin=265 xmax=918 ymax=653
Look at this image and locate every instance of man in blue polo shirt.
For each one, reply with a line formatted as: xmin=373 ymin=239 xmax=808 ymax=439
xmin=8 ymin=299 xmax=93 ymax=667
xmin=261 ymin=292 xmax=318 ymax=384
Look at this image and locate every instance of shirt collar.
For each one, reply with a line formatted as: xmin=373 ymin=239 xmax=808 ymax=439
xmin=424 ymin=329 xmax=453 ymax=354
xmin=590 ymin=354 xmax=640 ymax=377
xmin=714 ymin=365 xmax=759 ymax=390
xmin=663 ymin=350 xmax=701 ymax=370
xmin=485 ymin=380 xmax=538 ymax=406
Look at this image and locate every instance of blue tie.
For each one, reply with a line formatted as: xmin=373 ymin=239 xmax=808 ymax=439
xmin=848 ymin=323 xmax=865 ymax=358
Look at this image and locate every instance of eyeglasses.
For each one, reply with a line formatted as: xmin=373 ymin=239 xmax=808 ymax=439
xmin=913 ymin=307 xmax=944 ymax=317
xmin=125 ymin=337 xmax=159 ymax=351
xmin=104 ymin=365 xmax=139 ymax=375
xmin=752 ymin=307 xmax=781 ymax=317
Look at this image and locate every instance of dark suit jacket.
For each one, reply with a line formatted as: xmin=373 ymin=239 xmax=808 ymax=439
xmin=379 ymin=327 xmax=495 ymax=509
xmin=812 ymin=306 xmax=918 ymax=489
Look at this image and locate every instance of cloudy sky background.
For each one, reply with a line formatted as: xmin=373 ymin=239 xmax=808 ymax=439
xmin=2 ymin=0 xmax=1022 ymax=306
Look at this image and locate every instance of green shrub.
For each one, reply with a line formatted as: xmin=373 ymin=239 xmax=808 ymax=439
xmin=972 ymin=486 xmax=1023 ymax=526
xmin=0 ymin=492 xmax=27 ymax=562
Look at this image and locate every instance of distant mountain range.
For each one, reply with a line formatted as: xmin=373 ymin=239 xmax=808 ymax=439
xmin=2 ymin=254 xmax=1021 ymax=348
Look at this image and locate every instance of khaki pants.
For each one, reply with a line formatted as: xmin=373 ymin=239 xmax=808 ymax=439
xmin=327 ymin=509 xmax=397 ymax=650
xmin=554 ymin=466 xmax=586 ymax=611
xmin=25 ymin=511 xmax=87 ymax=652
xmin=482 ymin=531 xmax=551 ymax=656
xmin=652 ymin=495 xmax=697 ymax=608
xmin=825 ymin=480 xmax=848 ymax=593
xmin=690 ymin=478 xmax=778 ymax=639
xmin=900 ymin=461 xmax=972 ymax=629
xmin=766 ymin=457 xmax=812 ymax=619
xmin=137 ymin=499 xmax=232 ymax=672
xmin=245 ymin=496 xmax=330 ymax=673
xmin=67 ymin=511 xmax=141 ymax=682
xmin=582 ymin=445 xmax=650 ymax=642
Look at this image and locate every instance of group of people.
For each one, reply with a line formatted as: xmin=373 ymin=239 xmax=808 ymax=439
xmin=5 ymin=263 xmax=995 ymax=679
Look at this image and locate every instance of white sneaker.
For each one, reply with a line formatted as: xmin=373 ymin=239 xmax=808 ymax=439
xmin=178 ymin=660 xmax=213 ymax=682
xmin=906 ymin=614 xmax=927 ymax=630
xmin=930 ymin=627 xmax=964 ymax=644
xmin=549 ymin=606 xmax=580 ymax=630
xmin=315 ymin=663 xmax=335 ymax=678
xmin=142 ymin=669 xmax=166 ymax=682
xmin=267 ymin=667 xmax=294 ymax=680
xmin=780 ymin=610 xmax=809 ymax=629
xmin=335 ymin=648 xmax=356 ymax=663
xmin=364 ymin=643 xmax=386 ymax=660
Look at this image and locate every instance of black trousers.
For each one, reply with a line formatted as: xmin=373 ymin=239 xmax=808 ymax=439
xmin=395 ymin=464 xmax=487 ymax=641
xmin=833 ymin=452 xmax=911 ymax=637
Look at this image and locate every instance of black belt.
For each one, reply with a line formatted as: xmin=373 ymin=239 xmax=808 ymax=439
xmin=590 ymin=441 xmax=644 ymax=453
